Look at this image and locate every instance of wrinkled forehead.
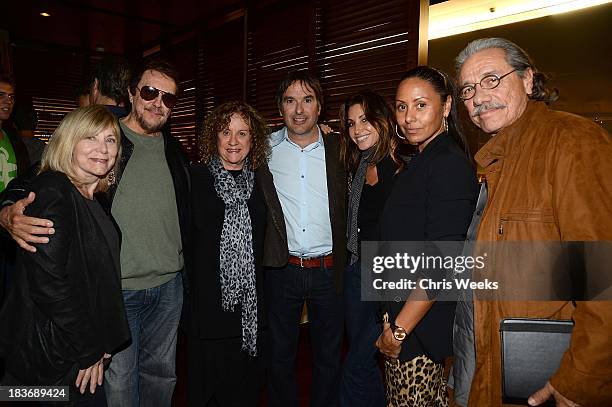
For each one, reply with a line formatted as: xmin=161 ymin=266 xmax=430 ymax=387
xmin=138 ymin=69 xmax=177 ymax=94
xmin=459 ymin=48 xmax=511 ymax=85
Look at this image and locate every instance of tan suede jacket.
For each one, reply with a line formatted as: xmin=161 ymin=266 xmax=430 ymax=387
xmin=468 ymin=101 xmax=612 ymax=406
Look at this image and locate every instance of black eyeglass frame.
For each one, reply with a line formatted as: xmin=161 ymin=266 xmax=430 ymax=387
xmin=136 ymin=85 xmax=178 ymax=108
xmin=459 ymin=69 xmax=518 ymax=101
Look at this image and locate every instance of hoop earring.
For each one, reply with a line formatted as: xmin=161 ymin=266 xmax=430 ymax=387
xmin=395 ymin=124 xmax=406 ymax=140
xmin=443 ymin=116 xmax=449 ymax=133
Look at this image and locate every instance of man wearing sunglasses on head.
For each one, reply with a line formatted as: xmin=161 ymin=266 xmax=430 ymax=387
xmin=0 ymin=60 xmax=190 ymax=407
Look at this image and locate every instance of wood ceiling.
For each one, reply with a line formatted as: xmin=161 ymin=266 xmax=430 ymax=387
xmin=0 ymin=0 xmax=244 ymax=55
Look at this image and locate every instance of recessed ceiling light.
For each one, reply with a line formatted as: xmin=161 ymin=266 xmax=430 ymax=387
xmin=40 ymin=12 xmax=51 ymax=17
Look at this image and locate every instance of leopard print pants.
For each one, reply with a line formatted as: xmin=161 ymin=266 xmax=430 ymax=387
xmin=384 ymin=355 xmax=449 ymax=407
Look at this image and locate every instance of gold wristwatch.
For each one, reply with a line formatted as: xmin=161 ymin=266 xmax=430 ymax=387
xmin=390 ymin=322 xmax=407 ymax=341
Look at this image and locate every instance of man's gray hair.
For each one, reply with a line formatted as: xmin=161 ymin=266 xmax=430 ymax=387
xmin=455 ymin=37 xmax=558 ymax=104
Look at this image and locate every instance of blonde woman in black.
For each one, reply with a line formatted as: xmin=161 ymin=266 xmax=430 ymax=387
xmin=0 ymin=106 xmax=130 ymax=405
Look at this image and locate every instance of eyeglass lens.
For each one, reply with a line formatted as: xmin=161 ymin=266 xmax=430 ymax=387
xmin=460 ymin=69 xmax=516 ymax=100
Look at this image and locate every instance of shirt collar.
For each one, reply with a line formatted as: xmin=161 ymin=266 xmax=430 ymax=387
xmin=270 ymin=126 xmax=323 ymax=151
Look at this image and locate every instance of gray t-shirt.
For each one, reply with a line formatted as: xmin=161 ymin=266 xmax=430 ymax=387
xmin=112 ymin=121 xmax=183 ymax=290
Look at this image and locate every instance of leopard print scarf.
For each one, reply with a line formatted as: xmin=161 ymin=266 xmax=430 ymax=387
xmin=209 ymin=157 xmax=258 ymax=356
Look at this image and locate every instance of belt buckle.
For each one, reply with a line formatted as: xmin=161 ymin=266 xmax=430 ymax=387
xmin=300 ymin=256 xmax=304 ymax=268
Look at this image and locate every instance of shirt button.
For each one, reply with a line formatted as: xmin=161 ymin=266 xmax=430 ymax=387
xmin=301 ymin=175 xmax=304 ymax=178
xmin=302 ymin=229 xmax=306 ymax=232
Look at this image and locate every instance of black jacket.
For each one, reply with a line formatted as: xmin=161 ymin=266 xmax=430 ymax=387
xmin=379 ymin=132 xmax=478 ymax=362
xmin=0 ymin=126 xmax=31 ymax=303
xmin=258 ymin=132 xmax=348 ymax=293
xmin=188 ymin=164 xmax=269 ymax=339
xmin=0 ymin=172 xmax=130 ymax=385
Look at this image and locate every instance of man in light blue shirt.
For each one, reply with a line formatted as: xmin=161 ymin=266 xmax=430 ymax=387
xmin=264 ymin=71 xmax=347 ymax=407
xmin=268 ymin=126 xmax=332 ymax=258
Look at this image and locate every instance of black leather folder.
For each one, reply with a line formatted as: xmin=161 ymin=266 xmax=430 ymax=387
xmin=500 ymin=318 xmax=573 ymax=405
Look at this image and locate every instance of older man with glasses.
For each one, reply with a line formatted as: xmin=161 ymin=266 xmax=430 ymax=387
xmin=450 ymin=38 xmax=612 ymax=407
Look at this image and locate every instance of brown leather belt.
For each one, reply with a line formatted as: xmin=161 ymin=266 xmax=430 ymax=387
xmin=288 ymin=254 xmax=334 ymax=269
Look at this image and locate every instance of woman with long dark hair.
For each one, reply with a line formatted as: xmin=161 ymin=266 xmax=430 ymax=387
xmin=338 ymin=90 xmax=399 ymax=407
xmin=375 ymin=67 xmax=478 ymax=406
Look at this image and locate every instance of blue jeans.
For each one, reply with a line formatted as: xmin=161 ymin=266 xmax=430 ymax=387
xmin=265 ymin=264 xmax=344 ymax=407
xmin=105 ymin=273 xmax=183 ymax=407
xmin=340 ymin=261 xmax=385 ymax=407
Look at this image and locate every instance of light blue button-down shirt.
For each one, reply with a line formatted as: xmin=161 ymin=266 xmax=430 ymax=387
xmin=268 ymin=127 xmax=333 ymax=258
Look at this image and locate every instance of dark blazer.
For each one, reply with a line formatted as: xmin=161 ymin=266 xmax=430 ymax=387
xmin=259 ymin=132 xmax=348 ymax=293
xmin=0 ymin=171 xmax=130 ymax=385
xmin=379 ymin=132 xmax=478 ymax=362
xmin=0 ymin=126 xmax=31 ymax=304
xmin=188 ymin=164 xmax=268 ymax=339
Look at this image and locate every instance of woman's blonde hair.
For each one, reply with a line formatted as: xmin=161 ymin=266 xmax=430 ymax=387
xmin=39 ymin=105 xmax=121 ymax=192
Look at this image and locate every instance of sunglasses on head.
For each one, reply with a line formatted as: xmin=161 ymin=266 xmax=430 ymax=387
xmin=136 ymin=86 xmax=178 ymax=109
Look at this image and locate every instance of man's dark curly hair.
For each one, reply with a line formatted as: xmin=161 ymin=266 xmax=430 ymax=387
xmin=199 ymin=101 xmax=271 ymax=169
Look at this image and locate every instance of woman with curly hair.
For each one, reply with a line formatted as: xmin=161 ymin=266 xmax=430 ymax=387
xmin=187 ymin=101 xmax=272 ymax=406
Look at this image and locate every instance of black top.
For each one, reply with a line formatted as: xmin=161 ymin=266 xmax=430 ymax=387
xmin=357 ymin=155 xmax=397 ymax=244
xmin=379 ymin=132 xmax=478 ymax=362
xmin=85 ymin=197 xmax=120 ymax=273
xmin=0 ymin=171 xmax=130 ymax=385
xmin=189 ymin=164 xmax=267 ymax=340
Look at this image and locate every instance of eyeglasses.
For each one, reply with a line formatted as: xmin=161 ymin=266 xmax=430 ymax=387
xmin=136 ymin=86 xmax=178 ymax=109
xmin=458 ymin=69 xmax=517 ymax=101
xmin=0 ymin=92 xmax=15 ymax=102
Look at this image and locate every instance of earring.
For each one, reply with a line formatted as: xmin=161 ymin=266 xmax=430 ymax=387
xmin=443 ymin=116 xmax=449 ymax=133
xmin=395 ymin=124 xmax=406 ymax=140
xmin=108 ymin=169 xmax=116 ymax=185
